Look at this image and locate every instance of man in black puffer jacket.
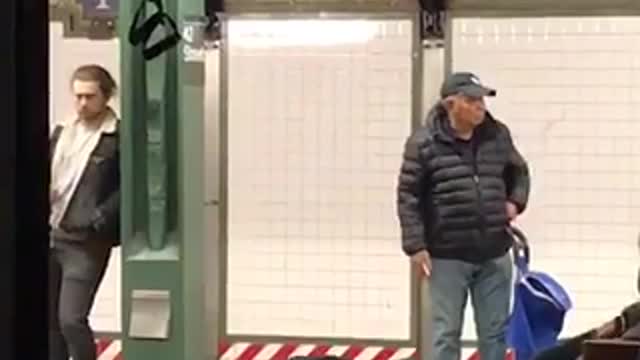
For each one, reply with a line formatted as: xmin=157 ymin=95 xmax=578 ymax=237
xmin=397 ymin=72 xmax=530 ymax=360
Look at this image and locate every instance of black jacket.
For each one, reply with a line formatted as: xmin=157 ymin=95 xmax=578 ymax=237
xmin=397 ymin=103 xmax=530 ymax=262
xmin=533 ymin=301 xmax=640 ymax=360
xmin=50 ymin=123 xmax=120 ymax=246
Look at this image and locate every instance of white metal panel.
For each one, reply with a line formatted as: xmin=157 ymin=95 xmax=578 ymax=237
xmin=204 ymin=47 xmax=222 ymax=359
xmin=226 ymin=18 xmax=414 ymax=339
xmin=452 ymin=17 xmax=640 ymax=339
xmin=49 ymin=22 xmax=122 ymax=333
xmin=422 ymin=47 xmax=445 ymax=121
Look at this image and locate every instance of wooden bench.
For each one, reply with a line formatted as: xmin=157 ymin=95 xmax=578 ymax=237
xmin=583 ymin=339 xmax=640 ymax=360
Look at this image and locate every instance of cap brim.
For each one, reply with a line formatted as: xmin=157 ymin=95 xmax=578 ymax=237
xmin=459 ymin=84 xmax=497 ymax=97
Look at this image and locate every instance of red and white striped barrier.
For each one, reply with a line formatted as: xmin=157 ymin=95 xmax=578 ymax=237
xmin=219 ymin=343 xmax=417 ymax=360
xmin=95 ymin=339 xmax=508 ymax=360
xmin=96 ymin=338 xmax=122 ymax=360
xmin=466 ymin=350 xmax=514 ymax=360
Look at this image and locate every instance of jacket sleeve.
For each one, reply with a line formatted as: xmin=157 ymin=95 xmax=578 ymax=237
xmin=621 ymin=301 xmax=640 ymax=333
xmin=397 ymin=130 xmax=429 ymax=256
xmin=532 ymin=330 xmax=596 ymax=360
xmin=502 ymin=126 xmax=530 ymax=213
xmin=93 ymin=190 xmax=119 ymax=233
xmin=92 ymin=142 xmax=120 ymax=234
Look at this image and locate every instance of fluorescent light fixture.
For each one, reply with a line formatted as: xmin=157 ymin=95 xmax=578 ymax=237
xmin=228 ymin=19 xmax=379 ymax=47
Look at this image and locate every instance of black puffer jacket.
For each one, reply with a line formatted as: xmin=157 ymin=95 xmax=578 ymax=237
xmin=397 ymin=104 xmax=530 ymax=263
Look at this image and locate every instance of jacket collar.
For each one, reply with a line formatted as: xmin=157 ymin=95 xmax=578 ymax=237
xmin=59 ymin=107 xmax=118 ymax=134
xmin=425 ymin=102 xmax=498 ymax=144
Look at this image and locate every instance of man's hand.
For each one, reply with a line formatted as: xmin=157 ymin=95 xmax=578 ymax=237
xmin=506 ymin=201 xmax=519 ymax=221
xmin=595 ymin=318 xmax=622 ymax=339
xmin=411 ymin=250 xmax=432 ymax=278
xmin=50 ymin=189 xmax=60 ymax=203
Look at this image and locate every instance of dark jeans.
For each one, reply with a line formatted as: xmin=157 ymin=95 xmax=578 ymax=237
xmin=49 ymin=239 xmax=111 ymax=360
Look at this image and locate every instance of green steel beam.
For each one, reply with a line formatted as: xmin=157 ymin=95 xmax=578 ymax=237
xmin=119 ymin=0 xmax=209 ymax=358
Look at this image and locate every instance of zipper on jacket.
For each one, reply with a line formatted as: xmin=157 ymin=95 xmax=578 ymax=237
xmin=471 ymin=152 xmax=488 ymax=238
xmin=444 ymin=129 xmax=489 ymax=244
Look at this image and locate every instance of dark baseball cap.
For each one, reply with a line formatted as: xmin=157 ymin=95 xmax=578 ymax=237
xmin=440 ymin=72 xmax=496 ymax=98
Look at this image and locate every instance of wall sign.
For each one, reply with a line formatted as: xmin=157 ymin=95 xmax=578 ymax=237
xmin=81 ymin=0 xmax=119 ymax=18
xmin=182 ymin=16 xmax=208 ymax=63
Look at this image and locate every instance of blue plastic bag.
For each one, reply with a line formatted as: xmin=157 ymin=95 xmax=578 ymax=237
xmin=506 ymin=228 xmax=573 ymax=360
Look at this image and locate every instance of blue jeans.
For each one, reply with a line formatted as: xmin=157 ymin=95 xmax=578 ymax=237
xmin=429 ymin=253 xmax=513 ymax=360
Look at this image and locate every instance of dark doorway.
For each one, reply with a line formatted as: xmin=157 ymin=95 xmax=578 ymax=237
xmin=0 ymin=0 xmax=49 ymax=359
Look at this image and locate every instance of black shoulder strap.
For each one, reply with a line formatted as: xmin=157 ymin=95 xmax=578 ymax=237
xmin=50 ymin=125 xmax=63 ymax=148
xmin=128 ymin=0 xmax=181 ymax=60
xmin=49 ymin=125 xmax=64 ymax=161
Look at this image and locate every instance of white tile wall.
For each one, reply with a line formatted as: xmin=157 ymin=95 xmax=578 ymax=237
xmin=452 ymin=17 xmax=640 ymax=338
xmin=226 ymin=19 xmax=413 ymax=339
xmin=49 ymin=22 xmax=122 ymax=332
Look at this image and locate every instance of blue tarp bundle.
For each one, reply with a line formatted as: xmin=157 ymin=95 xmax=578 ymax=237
xmin=506 ymin=228 xmax=573 ymax=360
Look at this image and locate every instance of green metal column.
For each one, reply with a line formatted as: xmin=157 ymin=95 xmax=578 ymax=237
xmin=119 ymin=0 xmax=210 ymax=358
